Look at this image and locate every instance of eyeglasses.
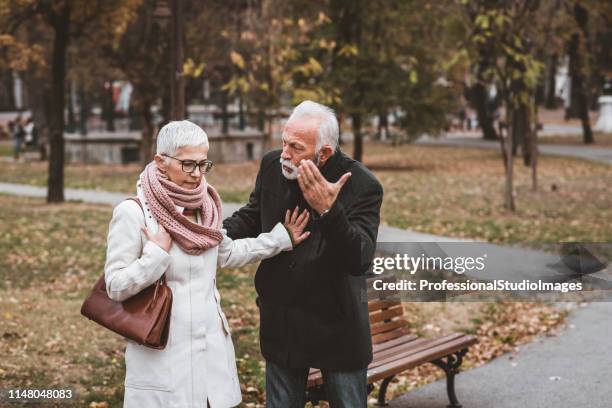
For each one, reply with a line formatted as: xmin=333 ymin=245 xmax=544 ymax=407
xmin=162 ymin=154 xmax=214 ymax=174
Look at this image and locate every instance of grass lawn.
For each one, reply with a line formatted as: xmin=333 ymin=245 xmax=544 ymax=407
xmin=538 ymin=132 xmax=612 ymax=146
xmin=0 ymin=194 xmax=572 ymax=407
xmin=1 ymin=141 xmax=610 ymax=244
xmin=0 ymin=141 xmax=13 ymax=157
xmin=362 ymin=143 xmax=612 ymax=244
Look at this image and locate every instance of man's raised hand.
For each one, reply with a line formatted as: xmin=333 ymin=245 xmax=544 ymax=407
xmin=297 ymin=159 xmax=351 ymax=215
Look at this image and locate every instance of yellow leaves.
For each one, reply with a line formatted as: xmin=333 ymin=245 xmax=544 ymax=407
xmin=475 ymin=14 xmax=490 ymax=30
xmin=0 ymin=35 xmax=46 ymax=70
xmin=317 ymin=12 xmax=331 ymax=25
xmin=297 ymin=18 xmax=306 ymax=30
xmin=222 ymin=76 xmax=250 ymax=95
xmin=318 ymin=38 xmax=336 ymax=51
xmin=0 ymin=34 xmax=14 ymax=45
xmin=89 ymin=402 xmax=108 ymax=408
xmin=241 ymin=30 xmax=255 ymax=41
xmin=305 ymin=57 xmax=322 ymax=74
xmin=183 ymin=58 xmax=205 ymax=78
xmin=338 ymin=44 xmax=359 ymax=57
xmin=409 ymin=70 xmax=418 ymax=85
xmin=230 ymin=51 xmax=245 ymax=70
xmin=292 ymin=57 xmax=323 ymax=77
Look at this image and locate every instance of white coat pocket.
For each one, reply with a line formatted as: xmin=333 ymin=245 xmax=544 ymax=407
xmin=124 ymin=341 xmax=172 ymax=392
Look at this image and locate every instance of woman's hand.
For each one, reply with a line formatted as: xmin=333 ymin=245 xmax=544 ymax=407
xmin=141 ymin=224 xmax=173 ymax=253
xmin=283 ymin=206 xmax=311 ymax=246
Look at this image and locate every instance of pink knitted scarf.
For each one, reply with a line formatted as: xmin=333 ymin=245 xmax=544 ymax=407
xmin=140 ymin=161 xmax=223 ymax=255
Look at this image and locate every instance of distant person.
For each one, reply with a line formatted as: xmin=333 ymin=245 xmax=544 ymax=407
xmin=458 ymin=108 xmax=466 ymax=131
xmin=12 ymin=115 xmax=25 ymax=160
xmin=24 ymin=117 xmax=35 ymax=146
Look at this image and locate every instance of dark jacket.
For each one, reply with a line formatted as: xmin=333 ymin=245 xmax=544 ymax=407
xmin=222 ymin=148 xmax=383 ymax=370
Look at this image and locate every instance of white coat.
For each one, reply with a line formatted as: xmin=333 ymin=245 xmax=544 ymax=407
xmin=103 ymin=183 xmax=292 ymax=408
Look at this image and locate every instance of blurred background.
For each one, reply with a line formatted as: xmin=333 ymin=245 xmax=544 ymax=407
xmin=0 ymin=1 xmax=611 ymax=407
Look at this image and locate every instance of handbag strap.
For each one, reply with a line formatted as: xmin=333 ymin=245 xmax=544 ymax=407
xmin=126 ymin=196 xmax=143 ymax=211
xmin=125 ymin=197 xmax=167 ymax=289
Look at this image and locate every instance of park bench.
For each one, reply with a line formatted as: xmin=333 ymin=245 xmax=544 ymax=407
xmin=305 ymin=276 xmax=477 ymax=407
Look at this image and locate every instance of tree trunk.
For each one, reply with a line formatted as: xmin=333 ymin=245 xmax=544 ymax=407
xmin=504 ymin=98 xmax=515 ymax=212
xmin=377 ymin=112 xmax=388 ymax=141
xmin=66 ymin=80 xmax=76 ymax=132
xmin=1 ymin=70 xmax=16 ymax=110
xmin=352 ymin=113 xmax=363 ymax=162
xmin=530 ymin=102 xmax=538 ymax=191
xmin=47 ymin=5 xmax=70 ymax=203
xmin=140 ymin=99 xmax=154 ymax=168
xmin=238 ymin=93 xmax=246 ymax=130
xmin=103 ymin=81 xmax=116 ymax=132
xmin=170 ymin=0 xmax=185 ymax=120
xmin=220 ymin=91 xmax=229 ymax=135
xmin=545 ymin=53 xmax=558 ymax=109
xmin=511 ymin=103 xmax=526 ymax=157
xmin=78 ymin=85 xmax=88 ymax=135
xmin=471 ymin=82 xmax=498 ymax=140
xmin=511 ymin=102 xmax=532 ymax=165
xmin=568 ymin=32 xmax=594 ymax=144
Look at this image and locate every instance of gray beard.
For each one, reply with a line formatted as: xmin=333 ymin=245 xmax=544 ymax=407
xmin=280 ymin=151 xmax=321 ymax=180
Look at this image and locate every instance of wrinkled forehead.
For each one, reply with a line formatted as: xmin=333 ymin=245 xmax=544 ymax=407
xmin=282 ymin=118 xmax=320 ymax=147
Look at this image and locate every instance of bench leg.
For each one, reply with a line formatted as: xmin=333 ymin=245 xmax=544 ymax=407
xmin=375 ymin=375 xmax=395 ymax=406
xmin=432 ymin=349 xmax=468 ymax=408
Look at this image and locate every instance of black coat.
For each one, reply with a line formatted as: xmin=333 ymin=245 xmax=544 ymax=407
xmin=222 ymin=148 xmax=383 ymax=370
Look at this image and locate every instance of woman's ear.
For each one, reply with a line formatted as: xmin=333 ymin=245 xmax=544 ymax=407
xmin=153 ymin=154 xmax=167 ymax=172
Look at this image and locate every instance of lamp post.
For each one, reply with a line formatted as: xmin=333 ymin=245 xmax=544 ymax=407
xmin=155 ymin=0 xmax=185 ymax=120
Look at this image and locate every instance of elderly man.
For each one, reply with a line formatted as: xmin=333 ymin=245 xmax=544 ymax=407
xmin=223 ymin=100 xmax=383 ymax=407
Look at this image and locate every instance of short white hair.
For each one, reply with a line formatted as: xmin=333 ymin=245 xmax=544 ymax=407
xmin=287 ymin=100 xmax=339 ymax=151
xmin=156 ymin=120 xmax=209 ymax=159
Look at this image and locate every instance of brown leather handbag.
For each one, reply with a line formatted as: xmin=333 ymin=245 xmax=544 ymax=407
xmin=80 ymin=198 xmax=173 ymax=349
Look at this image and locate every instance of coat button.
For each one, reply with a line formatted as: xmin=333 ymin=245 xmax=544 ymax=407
xmin=289 ymin=261 xmax=296 ymax=269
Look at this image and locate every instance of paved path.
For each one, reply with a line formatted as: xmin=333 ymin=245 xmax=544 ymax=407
xmin=3 ymin=181 xmax=611 ymax=291
xmin=415 ymin=136 xmax=612 ymax=165
xmin=389 ymin=301 xmax=612 ymax=408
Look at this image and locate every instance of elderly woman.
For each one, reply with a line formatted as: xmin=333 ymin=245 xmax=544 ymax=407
xmin=104 ymin=120 xmax=310 ymax=408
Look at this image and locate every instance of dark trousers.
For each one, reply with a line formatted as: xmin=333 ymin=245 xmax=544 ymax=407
xmin=265 ymin=360 xmax=367 ymax=408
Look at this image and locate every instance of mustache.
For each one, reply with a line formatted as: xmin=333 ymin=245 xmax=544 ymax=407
xmin=280 ymin=158 xmax=298 ymax=172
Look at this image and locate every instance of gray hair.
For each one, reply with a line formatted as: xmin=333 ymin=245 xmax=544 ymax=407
xmin=287 ymin=100 xmax=339 ymax=151
xmin=156 ymin=120 xmax=209 ymax=160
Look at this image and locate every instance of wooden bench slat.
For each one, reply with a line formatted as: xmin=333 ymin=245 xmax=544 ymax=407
xmin=307 ymin=335 xmax=420 ymax=383
xmin=368 ymin=333 xmax=466 ymax=370
xmin=367 ymin=335 xmax=477 ymax=383
xmin=372 ymin=337 xmax=439 ymax=361
xmin=309 ymin=334 xmax=464 ymax=377
xmin=370 ymin=319 xmax=408 ymax=336
xmin=372 ymin=327 xmax=411 ymax=344
xmin=369 ymin=305 xmax=404 ymax=324
xmin=368 ymin=299 xmax=402 ymax=312
xmin=371 ymin=334 xmax=418 ymax=353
